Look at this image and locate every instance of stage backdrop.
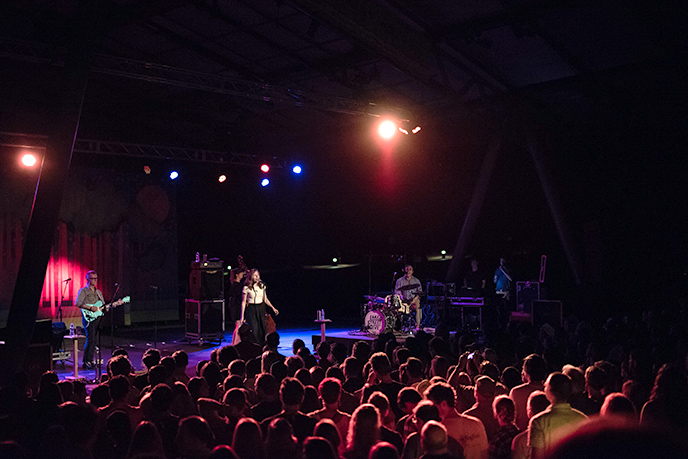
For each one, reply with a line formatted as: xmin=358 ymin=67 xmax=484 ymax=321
xmin=0 ymin=162 xmax=178 ymax=328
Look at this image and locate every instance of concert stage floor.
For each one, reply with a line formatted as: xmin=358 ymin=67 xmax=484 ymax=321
xmin=52 ymin=320 xmax=380 ymax=384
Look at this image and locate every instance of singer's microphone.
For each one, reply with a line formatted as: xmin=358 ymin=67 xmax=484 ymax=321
xmin=62 ymin=278 xmax=71 ymax=283
xmin=258 ymin=281 xmax=266 ymax=288
xmin=115 ymin=283 xmax=119 ymax=287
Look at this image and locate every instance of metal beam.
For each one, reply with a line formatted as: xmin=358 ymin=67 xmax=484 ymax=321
xmin=526 ymin=133 xmax=584 ymax=285
xmin=0 ymin=0 xmax=102 ymax=385
xmin=446 ymin=132 xmax=503 ymax=282
xmin=0 ymin=38 xmax=412 ymax=123
xmin=0 ymin=131 xmax=293 ymax=169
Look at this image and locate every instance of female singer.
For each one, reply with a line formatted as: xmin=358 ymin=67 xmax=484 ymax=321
xmin=241 ymin=269 xmax=279 ymax=346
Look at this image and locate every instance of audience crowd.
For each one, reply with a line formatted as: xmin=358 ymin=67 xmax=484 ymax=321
xmin=2 ymin=310 xmax=688 ymax=459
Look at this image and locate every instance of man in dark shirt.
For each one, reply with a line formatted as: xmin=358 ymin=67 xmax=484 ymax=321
xmin=232 ymin=323 xmax=262 ymax=361
xmin=260 ymin=377 xmax=317 ymax=445
xmin=362 ymin=352 xmax=405 ymax=421
xmin=251 ymin=373 xmax=282 ymax=422
xmin=463 ymin=259 xmax=486 ymax=294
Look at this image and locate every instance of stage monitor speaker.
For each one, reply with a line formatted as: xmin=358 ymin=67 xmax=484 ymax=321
xmin=31 ymin=319 xmax=52 ymax=343
xmin=532 ymin=300 xmax=562 ymax=329
xmin=189 ymin=268 xmax=224 ymax=300
xmin=185 ymin=299 xmax=225 ymax=334
xmin=24 ymin=343 xmax=53 ymax=394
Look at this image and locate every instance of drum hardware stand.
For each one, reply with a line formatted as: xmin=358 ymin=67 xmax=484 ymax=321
xmin=110 ymin=283 xmax=121 ymax=353
xmin=360 ymin=302 xmax=368 ymax=332
xmin=151 ymin=285 xmax=159 ymax=349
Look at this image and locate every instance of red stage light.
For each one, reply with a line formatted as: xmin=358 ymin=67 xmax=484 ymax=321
xmin=378 ymin=120 xmax=397 ymax=139
xmin=218 ymin=175 xmax=227 ymax=183
xmin=143 ymin=165 xmax=151 ymax=174
xmin=260 ymin=164 xmax=270 ymax=173
xmin=21 ymin=153 xmax=37 ymax=167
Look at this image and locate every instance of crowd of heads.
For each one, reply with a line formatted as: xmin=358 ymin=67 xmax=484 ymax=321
xmin=2 ymin=306 xmax=688 ymax=458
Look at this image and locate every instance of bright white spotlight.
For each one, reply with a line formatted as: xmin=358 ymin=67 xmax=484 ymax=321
xmin=261 ymin=178 xmax=270 ymax=187
xmin=169 ymin=171 xmax=179 ymax=180
xmin=332 ymin=257 xmax=338 ymax=263
xmin=260 ymin=164 xmax=270 ymax=173
xmin=399 ymin=128 xmax=409 ymax=135
xmin=218 ymin=175 xmax=227 ymax=183
xmin=292 ymin=165 xmax=302 ymax=174
xmin=21 ymin=154 xmax=37 ymax=167
xmin=412 ymin=126 xmax=421 ymax=134
xmin=378 ymin=120 xmax=397 ymax=139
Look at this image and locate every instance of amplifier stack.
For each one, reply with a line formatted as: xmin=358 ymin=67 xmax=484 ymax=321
xmin=186 ymin=258 xmax=225 ymax=344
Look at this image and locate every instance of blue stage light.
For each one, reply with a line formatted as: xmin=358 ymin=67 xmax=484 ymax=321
xmin=169 ymin=171 xmax=179 ymax=180
xmin=292 ymin=165 xmax=302 ymax=174
xmin=261 ymin=178 xmax=270 ymax=187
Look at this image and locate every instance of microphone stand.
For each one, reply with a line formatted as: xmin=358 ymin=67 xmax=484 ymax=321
xmin=58 ymin=279 xmax=70 ymax=323
xmin=95 ymin=283 xmax=120 ymax=382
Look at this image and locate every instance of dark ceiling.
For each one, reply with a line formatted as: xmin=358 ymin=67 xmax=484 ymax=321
xmin=1 ymin=0 xmax=687 ymax=308
xmin=2 ymin=0 xmax=686 ymax=148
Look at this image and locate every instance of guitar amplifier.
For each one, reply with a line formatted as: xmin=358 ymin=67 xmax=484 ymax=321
xmin=189 ymin=262 xmax=224 ymax=300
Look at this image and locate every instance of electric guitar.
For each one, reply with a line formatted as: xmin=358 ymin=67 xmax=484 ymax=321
xmin=82 ymin=296 xmax=130 ymax=322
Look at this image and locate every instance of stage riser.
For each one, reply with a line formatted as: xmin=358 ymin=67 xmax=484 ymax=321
xmin=312 ymin=331 xmax=410 ymax=351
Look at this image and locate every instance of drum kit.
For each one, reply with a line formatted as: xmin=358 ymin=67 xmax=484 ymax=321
xmin=363 ymin=294 xmax=415 ymax=335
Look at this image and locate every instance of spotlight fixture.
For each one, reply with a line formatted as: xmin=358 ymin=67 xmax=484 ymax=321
xmin=218 ymin=175 xmax=227 ymax=183
xmin=399 ymin=128 xmax=409 ymax=135
xmin=260 ymin=164 xmax=270 ymax=173
xmin=378 ymin=120 xmax=397 ymax=139
xmin=261 ymin=178 xmax=270 ymax=187
xmin=169 ymin=171 xmax=179 ymax=180
xmin=332 ymin=257 xmax=338 ymax=264
xmin=292 ymin=165 xmax=302 ymax=174
xmin=412 ymin=126 xmax=421 ymax=134
xmin=21 ymin=153 xmax=37 ymax=167
xmin=143 ymin=165 xmax=151 ymax=175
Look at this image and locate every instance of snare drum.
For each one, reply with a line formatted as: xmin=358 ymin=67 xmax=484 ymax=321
xmin=365 ymin=310 xmax=395 ymax=335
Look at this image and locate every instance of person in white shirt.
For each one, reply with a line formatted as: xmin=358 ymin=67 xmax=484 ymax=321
xmin=241 ymin=269 xmax=279 ymax=346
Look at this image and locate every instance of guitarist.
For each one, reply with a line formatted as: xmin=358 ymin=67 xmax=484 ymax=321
xmin=394 ymin=265 xmax=422 ymax=330
xmin=76 ymin=270 xmax=105 ymax=370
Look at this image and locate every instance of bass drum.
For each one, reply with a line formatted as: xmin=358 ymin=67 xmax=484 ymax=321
xmin=365 ymin=310 xmax=395 ymax=335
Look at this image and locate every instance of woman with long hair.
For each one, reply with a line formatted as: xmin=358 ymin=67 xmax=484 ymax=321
xmin=303 ymin=436 xmax=337 ymax=459
xmin=344 ymin=404 xmax=381 ymax=459
xmin=231 ymin=417 xmax=266 ymax=459
xmin=314 ymin=419 xmax=343 ymax=457
xmin=640 ymin=363 xmax=688 ymax=429
xmin=128 ymin=421 xmax=165 ymax=459
xmin=241 ymin=269 xmax=279 ymax=346
xmin=265 ymin=417 xmax=301 ymax=459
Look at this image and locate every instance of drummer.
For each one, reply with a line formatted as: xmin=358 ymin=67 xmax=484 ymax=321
xmin=394 ymin=265 xmax=422 ymax=329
